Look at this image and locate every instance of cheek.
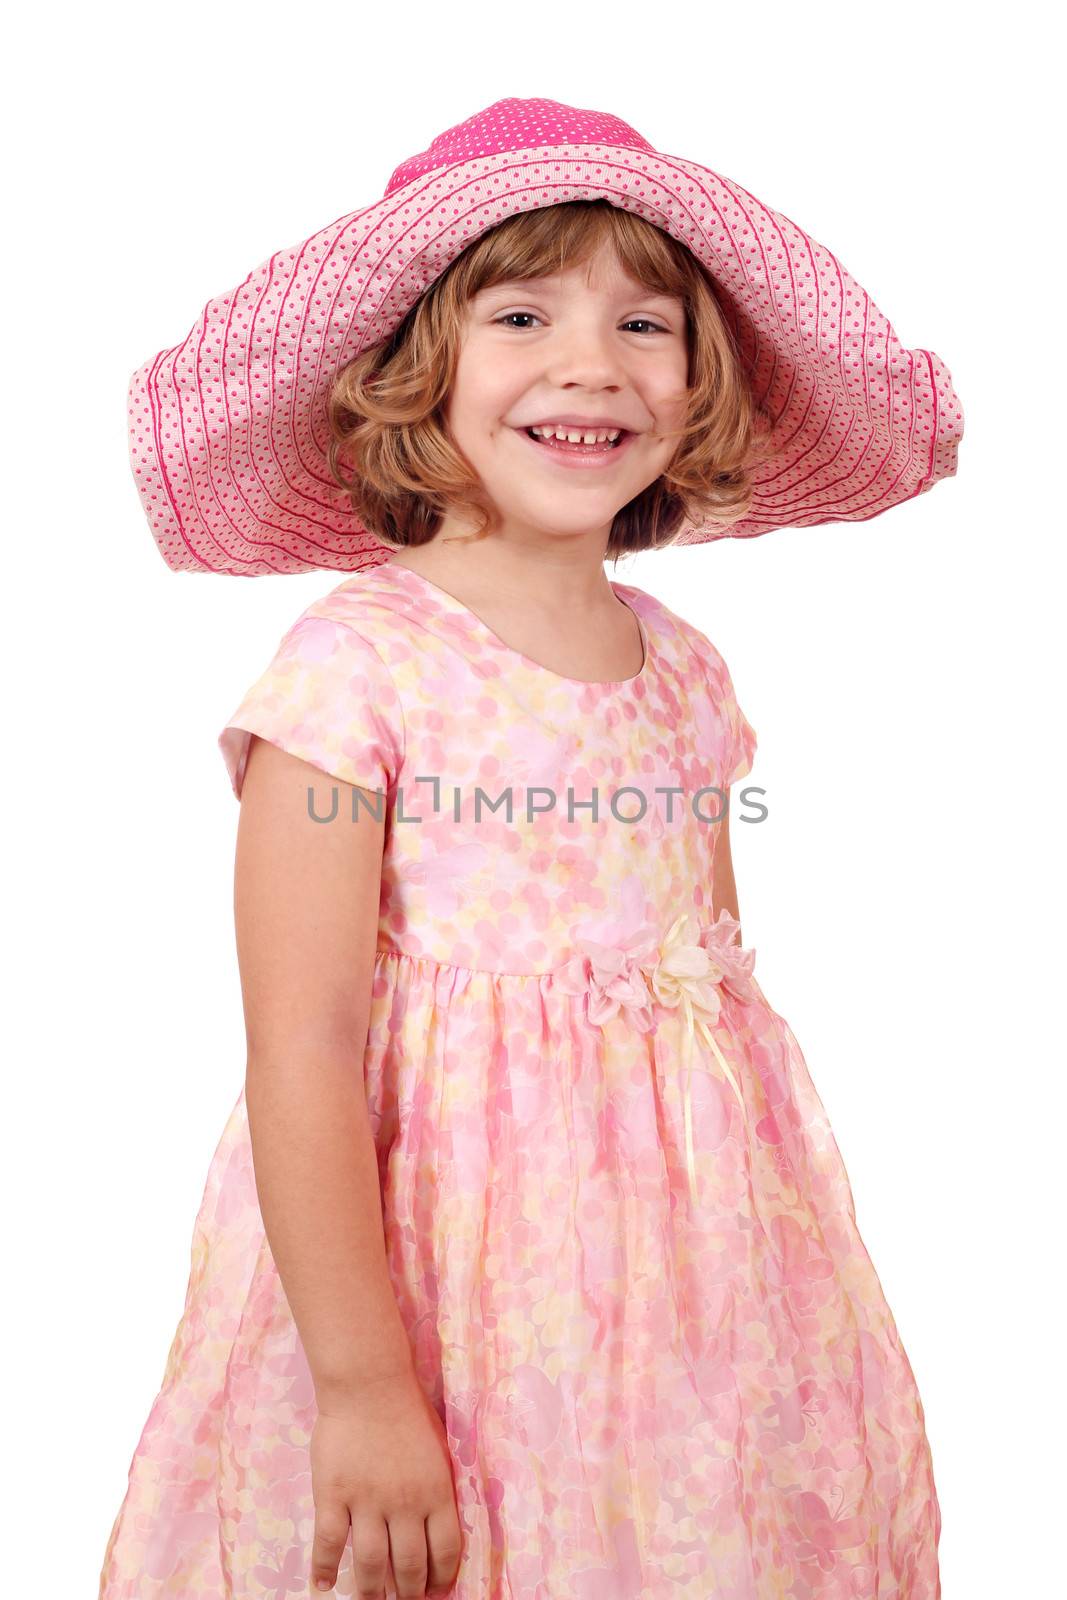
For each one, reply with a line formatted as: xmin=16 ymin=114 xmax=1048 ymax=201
xmin=451 ymin=379 xmax=511 ymax=435
xmin=656 ymin=371 xmax=692 ymax=418
xmin=649 ymin=392 xmax=691 ymax=446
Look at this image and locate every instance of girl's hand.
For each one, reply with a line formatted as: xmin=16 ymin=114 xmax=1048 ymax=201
xmin=309 ymin=1367 xmax=463 ymax=1598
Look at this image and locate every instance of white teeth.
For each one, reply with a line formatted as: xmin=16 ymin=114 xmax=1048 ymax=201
xmin=530 ymin=425 xmax=622 ymax=445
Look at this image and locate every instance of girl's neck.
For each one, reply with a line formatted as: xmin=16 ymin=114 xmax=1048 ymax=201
xmin=383 ymin=536 xmax=644 ymax=684
xmin=385 ymin=530 xmax=619 ymax=617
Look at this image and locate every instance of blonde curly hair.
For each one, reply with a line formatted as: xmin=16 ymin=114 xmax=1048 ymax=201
xmin=326 ymin=199 xmax=771 ymax=560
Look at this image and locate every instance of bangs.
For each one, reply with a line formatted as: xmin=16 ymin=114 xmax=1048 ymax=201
xmin=449 ymin=201 xmax=695 ymax=307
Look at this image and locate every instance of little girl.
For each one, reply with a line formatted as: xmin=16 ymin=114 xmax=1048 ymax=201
xmin=100 ymin=98 xmax=963 ymax=1599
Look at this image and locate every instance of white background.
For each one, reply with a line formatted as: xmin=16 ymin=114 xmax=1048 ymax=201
xmin=5 ymin=1 xmax=1061 ymax=1593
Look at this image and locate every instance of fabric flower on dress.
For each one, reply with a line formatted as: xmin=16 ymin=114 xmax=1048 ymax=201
xmin=643 ymin=912 xmax=733 ymax=1025
xmin=558 ymin=910 xmax=758 ymax=1205
xmin=698 ymin=907 xmax=758 ymax=1002
xmin=552 ymin=925 xmax=660 ymax=1031
xmin=640 ymin=911 xmax=745 ymax=1097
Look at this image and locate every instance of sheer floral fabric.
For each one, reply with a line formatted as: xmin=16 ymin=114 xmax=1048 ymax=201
xmin=99 ymin=560 xmax=941 ymax=1598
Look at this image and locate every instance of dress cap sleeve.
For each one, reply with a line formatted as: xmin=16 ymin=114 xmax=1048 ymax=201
xmin=723 ymin=668 xmax=757 ymax=788
xmin=218 ymin=614 xmax=404 ymax=801
xmin=684 ymin=620 xmax=758 ymax=788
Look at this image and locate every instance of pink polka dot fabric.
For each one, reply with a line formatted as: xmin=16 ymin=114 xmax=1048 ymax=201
xmin=126 ymin=96 xmax=964 ymax=576
xmin=98 ymin=563 xmax=942 ymax=1596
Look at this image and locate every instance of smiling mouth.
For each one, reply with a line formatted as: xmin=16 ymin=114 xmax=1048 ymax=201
xmin=518 ymin=428 xmax=632 ymax=454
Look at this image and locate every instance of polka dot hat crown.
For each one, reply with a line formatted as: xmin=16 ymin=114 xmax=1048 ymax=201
xmin=128 ymin=96 xmax=964 ymax=576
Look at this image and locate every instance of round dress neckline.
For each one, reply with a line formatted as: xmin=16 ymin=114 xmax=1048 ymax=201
xmin=380 ymin=558 xmax=651 ymax=689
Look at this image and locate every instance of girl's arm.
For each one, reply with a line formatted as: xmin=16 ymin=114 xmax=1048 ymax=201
xmin=712 ymin=799 xmax=743 ymax=934
xmin=233 ymin=733 xmax=412 ymax=1398
xmin=234 ymin=733 xmax=463 ymax=1594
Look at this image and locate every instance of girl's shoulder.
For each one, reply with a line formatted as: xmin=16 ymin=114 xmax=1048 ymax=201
xmin=218 ymin=568 xmax=411 ymax=804
xmin=615 ymin=579 xmax=738 ymax=685
xmin=620 ymin=580 xmax=757 ymax=783
xmin=287 ymin=563 xmax=416 ymax=645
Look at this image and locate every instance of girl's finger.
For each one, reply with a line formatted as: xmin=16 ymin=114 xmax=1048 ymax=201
xmin=349 ymin=1511 xmax=390 ymax=1598
xmin=425 ymin=1502 xmax=464 ymax=1594
xmin=310 ymin=1497 xmax=353 ymax=1592
xmin=387 ymin=1512 xmax=429 ymax=1598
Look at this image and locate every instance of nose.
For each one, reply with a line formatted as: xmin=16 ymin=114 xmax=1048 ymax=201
xmin=544 ymin=321 xmax=627 ymax=393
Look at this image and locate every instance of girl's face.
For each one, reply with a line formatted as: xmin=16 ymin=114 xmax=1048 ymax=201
xmin=442 ymin=246 xmax=690 ymax=548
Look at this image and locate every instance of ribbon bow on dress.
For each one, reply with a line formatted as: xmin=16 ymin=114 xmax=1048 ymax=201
xmin=554 ymin=909 xmax=757 ymax=1202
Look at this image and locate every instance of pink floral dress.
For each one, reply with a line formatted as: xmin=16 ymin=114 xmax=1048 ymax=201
xmin=99 ymin=559 xmax=941 ymax=1599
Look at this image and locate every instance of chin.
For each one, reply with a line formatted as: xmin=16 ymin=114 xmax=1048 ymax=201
xmin=505 ymin=499 xmax=632 ymax=531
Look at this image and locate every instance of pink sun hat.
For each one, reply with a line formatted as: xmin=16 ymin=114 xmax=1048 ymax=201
xmin=127 ymin=96 xmax=964 ymax=577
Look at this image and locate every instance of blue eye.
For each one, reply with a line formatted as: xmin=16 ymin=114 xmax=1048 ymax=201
xmin=494 ymin=313 xmax=668 ymax=335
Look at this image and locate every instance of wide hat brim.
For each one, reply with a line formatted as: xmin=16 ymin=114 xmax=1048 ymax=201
xmin=128 ymin=109 xmax=963 ymax=576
